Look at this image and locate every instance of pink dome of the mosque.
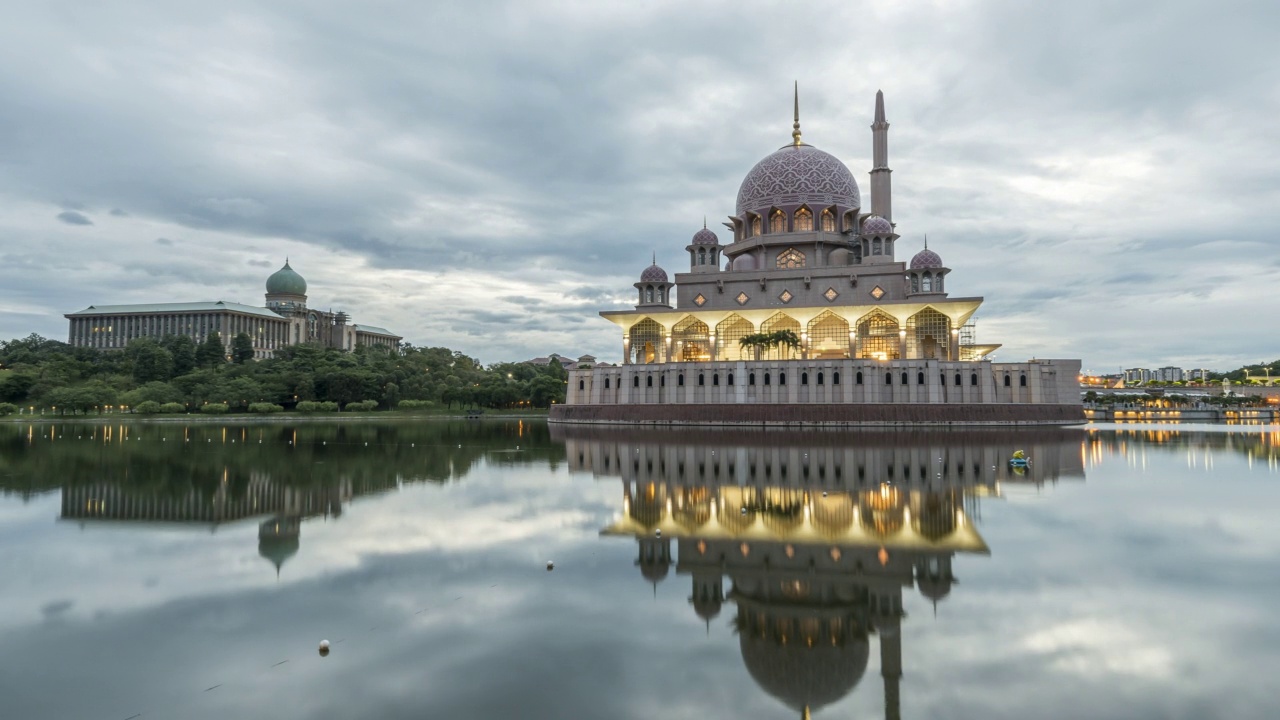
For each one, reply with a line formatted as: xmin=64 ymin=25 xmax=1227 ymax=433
xmin=910 ymin=248 xmax=943 ymax=269
xmin=861 ymin=215 xmax=893 ymax=236
xmin=736 ymin=144 xmax=861 ymax=218
xmin=640 ymin=264 xmax=669 ymax=282
xmin=692 ymin=227 xmax=719 ymax=245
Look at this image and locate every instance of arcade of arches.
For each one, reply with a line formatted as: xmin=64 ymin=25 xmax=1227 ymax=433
xmin=623 ymin=308 xmax=957 ymax=364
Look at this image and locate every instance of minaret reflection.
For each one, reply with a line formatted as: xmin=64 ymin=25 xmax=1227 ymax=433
xmin=558 ymin=426 xmax=1084 ymax=719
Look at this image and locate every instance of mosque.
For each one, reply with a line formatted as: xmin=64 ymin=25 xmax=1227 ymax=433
xmin=553 ymin=89 xmax=1081 ymax=425
xmin=63 ymin=260 xmax=401 ymax=358
xmin=559 ymin=424 xmax=1084 ymax=718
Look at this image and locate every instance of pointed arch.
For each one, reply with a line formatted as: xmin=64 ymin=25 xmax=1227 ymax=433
xmin=821 ymin=207 xmax=836 ymax=233
xmin=761 ymin=312 xmax=801 ymax=360
xmin=794 ymin=206 xmax=814 ymax=232
xmin=715 ymin=314 xmax=754 ymax=361
xmin=906 ymin=307 xmax=951 ymax=360
xmin=856 ymin=310 xmax=900 ymax=360
xmin=750 ymin=214 xmax=762 ymax=237
xmin=672 ymin=315 xmax=710 ymax=362
xmin=629 ymin=318 xmax=664 ymax=364
xmin=769 ymin=208 xmax=786 ymax=234
xmin=807 ymin=310 xmax=850 ymax=359
xmin=776 ymin=247 xmax=806 ymax=269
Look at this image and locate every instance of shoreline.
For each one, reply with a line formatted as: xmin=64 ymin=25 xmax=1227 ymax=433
xmin=0 ymin=412 xmax=550 ymax=424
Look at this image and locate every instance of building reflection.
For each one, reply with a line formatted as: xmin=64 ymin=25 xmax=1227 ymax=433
xmin=559 ymin=426 xmax=1084 ymax=719
xmin=59 ymin=471 xmax=360 ymax=575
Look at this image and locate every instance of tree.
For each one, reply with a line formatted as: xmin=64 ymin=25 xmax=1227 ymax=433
xmin=164 ymin=335 xmax=197 ymax=376
xmin=127 ymin=338 xmax=173 ymax=383
xmin=196 ymin=332 xmax=226 ymax=368
xmin=231 ymin=333 xmax=255 ymax=364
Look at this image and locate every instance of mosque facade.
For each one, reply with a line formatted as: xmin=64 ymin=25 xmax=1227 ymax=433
xmin=63 ymin=260 xmax=401 ymax=359
xmin=552 ymin=90 xmax=1081 ymax=425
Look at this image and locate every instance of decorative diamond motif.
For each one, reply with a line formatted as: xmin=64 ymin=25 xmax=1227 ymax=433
xmin=870 ymin=286 xmax=885 ymax=300
xmin=736 ymin=292 xmax=750 ymax=305
xmin=778 ymin=289 xmax=793 ymax=303
xmin=693 ymin=294 xmax=706 ymax=306
xmin=824 ymin=287 xmax=839 ymax=302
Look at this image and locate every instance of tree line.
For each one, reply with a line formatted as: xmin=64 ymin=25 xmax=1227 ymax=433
xmin=0 ymin=333 xmax=568 ymax=414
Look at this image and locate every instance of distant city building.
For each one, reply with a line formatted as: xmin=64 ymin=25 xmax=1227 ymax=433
xmin=1157 ymin=366 xmax=1184 ymax=382
xmin=526 ymin=353 xmax=600 ymax=371
xmin=64 ymin=261 xmax=401 ymax=358
xmin=1189 ymin=369 xmax=1211 ymax=381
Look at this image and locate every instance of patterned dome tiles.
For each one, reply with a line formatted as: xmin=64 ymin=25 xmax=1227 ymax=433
xmin=640 ymin=264 xmax=669 ymax=282
xmin=735 ymin=145 xmax=861 ymax=218
xmin=910 ymin=248 xmax=943 ymax=269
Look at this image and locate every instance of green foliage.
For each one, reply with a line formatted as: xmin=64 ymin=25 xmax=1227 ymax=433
xmin=231 ymin=333 xmax=255 ymax=364
xmin=0 ymin=402 xmax=17 ymax=416
xmin=397 ymin=399 xmax=434 ymax=410
xmin=738 ymin=330 xmax=801 ymax=359
xmin=196 ymin=332 xmax=226 ymax=368
xmin=200 ymin=403 xmax=229 ymax=414
xmin=296 ymin=400 xmax=340 ymax=412
xmin=344 ymin=400 xmax=378 ymax=412
xmin=248 ymin=402 xmax=283 ymax=413
xmin=159 ymin=402 xmax=186 ymax=414
xmin=135 ymin=401 xmax=163 ymax=414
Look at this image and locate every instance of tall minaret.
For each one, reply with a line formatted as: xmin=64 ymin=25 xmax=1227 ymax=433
xmin=870 ymin=90 xmax=892 ymax=221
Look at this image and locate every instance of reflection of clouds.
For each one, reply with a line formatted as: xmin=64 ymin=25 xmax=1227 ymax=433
xmin=1022 ymin=619 xmax=1174 ymax=679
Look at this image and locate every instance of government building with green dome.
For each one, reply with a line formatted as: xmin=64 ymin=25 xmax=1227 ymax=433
xmin=64 ymin=260 xmax=401 ymax=358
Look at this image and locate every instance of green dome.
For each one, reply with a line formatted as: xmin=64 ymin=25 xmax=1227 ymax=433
xmin=266 ymin=260 xmax=307 ymax=296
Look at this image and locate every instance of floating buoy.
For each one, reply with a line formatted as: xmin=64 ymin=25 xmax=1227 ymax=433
xmin=654 ymin=529 xmax=661 ymax=538
xmin=318 ymin=639 xmax=330 ymax=657
xmin=741 ymin=507 xmax=748 ymax=515
xmin=546 ymin=561 xmax=554 ymax=571
xmin=822 ymin=491 xmax=828 ymax=497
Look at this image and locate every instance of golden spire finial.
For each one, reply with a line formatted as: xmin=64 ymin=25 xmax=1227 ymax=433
xmin=801 ymin=705 xmax=811 ymax=720
xmin=792 ymin=81 xmax=802 ymax=146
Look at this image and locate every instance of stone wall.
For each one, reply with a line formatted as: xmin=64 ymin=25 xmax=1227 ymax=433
xmin=550 ymin=402 xmax=1084 ymax=426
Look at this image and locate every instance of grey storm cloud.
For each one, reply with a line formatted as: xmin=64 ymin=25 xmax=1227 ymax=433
xmin=0 ymin=0 xmax=1278 ymax=368
xmin=55 ymin=210 xmax=92 ymax=225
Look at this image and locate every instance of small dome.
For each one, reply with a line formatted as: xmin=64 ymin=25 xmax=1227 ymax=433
xmin=910 ymin=248 xmax=943 ymax=269
xmin=693 ymin=595 xmax=722 ymax=621
xmin=731 ymin=254 xmax=757 ymax=271
xmin=861 ymin=215 xmax=893 ymax=236
xmin=692 ymin=227 xmax=719 ymax=245
xmin=740 ymin=627 xmax=870 ymax=712
xmin=266 ymin=261 xmax=307 ymax=296
xmin=640 ymin=264 xmax=669 ymax=283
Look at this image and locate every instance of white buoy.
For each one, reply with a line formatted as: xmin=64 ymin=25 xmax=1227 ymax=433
xmin=319 ymin=639 xmax=330 ymax=656
xmin=546 ymin=561 xmax=554 ymax=571
xmin=822 ymin=491 xmax=828 ymax=497
xmin=655 ymin=529 xmax=661 ymax=538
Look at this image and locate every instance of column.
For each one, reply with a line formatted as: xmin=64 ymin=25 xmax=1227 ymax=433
xmin=623 ymin=336 xmax=631 ymax=365
xmin=880 ymin=624 xmax=902 ymax=720
xmin=898 ymin=330 xmax=907 ymax=360
xmin=708 ymin=334 xmax=717 ymax=362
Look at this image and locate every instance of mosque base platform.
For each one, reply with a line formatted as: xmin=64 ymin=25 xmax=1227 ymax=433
xmin=549 ymin=403 xmax=1084 ymax=426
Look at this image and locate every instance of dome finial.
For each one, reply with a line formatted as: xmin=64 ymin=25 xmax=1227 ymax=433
xmin=703 ymin=216 xmax=707 ymax=229
xmin=652 ymin=250 xmax=656 ymax=265
xmin=792 ymin=81 xmax=802 ymax=146
xmin=924 ymin=233 xmax=928 ymax=250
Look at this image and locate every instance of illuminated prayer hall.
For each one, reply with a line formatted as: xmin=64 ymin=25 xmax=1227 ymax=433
xmin=552 ymin=88 xmax=1081 ymax=425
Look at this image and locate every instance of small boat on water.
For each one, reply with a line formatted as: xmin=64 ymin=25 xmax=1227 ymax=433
xmin=1009 ymin=449 xmax=1031 ymax=468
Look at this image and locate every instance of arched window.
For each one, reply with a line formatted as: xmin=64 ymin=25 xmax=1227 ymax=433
xmin=873 ymin=238 xmax=882 ymax=255
xmin=971 ymin=373 xmax=978 ymax=386
xmin=821 ymin=209 xmax=836 ymax=232
xmin=646 ymin=375 xmax=653 ymax=387
xmin=677 ymin=373 xmax=684 ymax=386
xmin=817 ymin=372 xmax=824 ymax=385
xmin=911 ymin=275 xmax=920 ymax=293
xmin=853 ymin=244 xmax=863 ymax=263
xmin=660 ymin=375 xmax=665 ymax=386
xmin=885 ymin=372 xmax=893 ymax=385
xmin=779 ymin=372 xmax=787 ymax=385
xmin=712 ymin=373 xmax=720 ymax=386
xmin=901 ymin=372 xmax=909 ymax=385
xmin=794 ymin=207 xmax=813 ymax=231
xmin=633 ymin=376 xmax=639 ymax=388
xmin=917 ymin=372 xmax=925 ymax=385
xmin=922 ymin=273 xmax=932 ymax=292
xmin=1004 ymin=375 xmax=1011 ymax=387
xmin=834 ymin=371 xmax=841 ymax=385
xmin=645 ymin=286 xmax=654 ymax=303
xmin=657 ymin=287 xmax=665 ymax=303
xmin=1020 ymin=375 xmax=1027 ymax=387
xmin=750 ymin=215 xmax=762 ymax=237
xmin=765 ymin=373 xmax=772 ymax=386
xmin=605 ymin=378 xmax=610 ymax=389
xmin=698 ymin=374 xmax=705 ymax=386
xmin=954 ymin=373 xmax=961 ymax=386
xmin=698 ymin=248 xmax=706 ymax=265
xmin=749 ymin=372 xmax=756 ymax=386
xmin=727 ymin=373 xmax=734 ymax=386
xmin=940 ymin=373 xmax=947 ymax=386
xmin=769 ymin=209 xmax=786 ymax=233
xmin=854 ymin=371 xmax=861 ymax=385
xmin=776 ymin=248 xmax=806 ymax=269
xmin=936 ymin=275 xmax=943 ymax=292
xmin=801 ymin=372 xmax=809 ymax=385
xmin=578 ymin=379 xmax=584 ymax=390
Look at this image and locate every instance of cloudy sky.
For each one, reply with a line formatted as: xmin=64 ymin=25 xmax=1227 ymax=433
xmin=0 ymin=0 xmax=1276 ymax=371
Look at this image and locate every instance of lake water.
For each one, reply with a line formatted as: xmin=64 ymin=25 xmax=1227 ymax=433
xmin=1 ymin=419 xmax=1277 ymax=720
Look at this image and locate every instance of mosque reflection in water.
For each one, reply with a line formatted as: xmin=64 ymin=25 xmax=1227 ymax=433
xmin=557 ymin=426 xmax=1085 ymax=719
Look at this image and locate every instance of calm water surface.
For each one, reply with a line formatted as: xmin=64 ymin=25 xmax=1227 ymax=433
xmin=0 ymin=420 xmax=1277 ymax=720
